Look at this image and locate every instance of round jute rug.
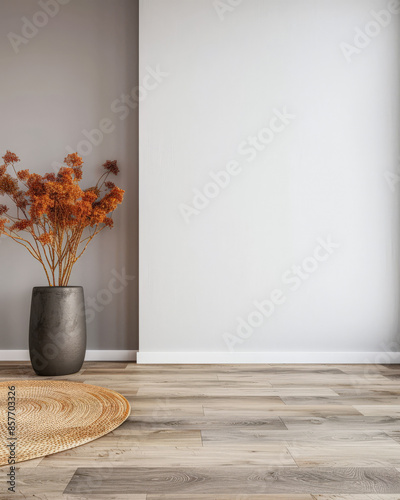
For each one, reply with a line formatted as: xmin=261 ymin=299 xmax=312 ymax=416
xmin=0 ymin=380 xmax=130 ymax=465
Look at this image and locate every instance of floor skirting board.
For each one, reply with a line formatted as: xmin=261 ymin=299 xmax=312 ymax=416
xmin=2 ymin=351 xmax=400 ymax=364
xmin=137 ymin=351 xmax=400 ymax=364
xmin=0 ymin=350 xmax=137 ymax=362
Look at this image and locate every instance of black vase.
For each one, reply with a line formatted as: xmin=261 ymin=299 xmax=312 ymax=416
xmin=29 ymin=286 xmax=87 ymax=376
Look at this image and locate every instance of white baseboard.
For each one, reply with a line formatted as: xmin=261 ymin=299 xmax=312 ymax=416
xmin=0 ymin=350 xmax=137 ymax=362
xmin=2 ymin=350 xmax=399 ymax=364
xmin=137 ymin=351 xmax=400 ymax=364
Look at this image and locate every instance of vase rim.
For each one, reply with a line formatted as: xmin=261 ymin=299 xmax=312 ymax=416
xmin=32 ymin=286 xmax=83 ymax=289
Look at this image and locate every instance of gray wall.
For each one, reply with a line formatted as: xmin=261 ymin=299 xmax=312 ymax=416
xmin=139 ymin=0 xmax=400 ymax=362
xmin=0 ymin=0 xmax=138 ymax=351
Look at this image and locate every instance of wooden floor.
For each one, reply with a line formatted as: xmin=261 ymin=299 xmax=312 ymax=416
xmin=2 ymin=362 xmax=400 ymax=499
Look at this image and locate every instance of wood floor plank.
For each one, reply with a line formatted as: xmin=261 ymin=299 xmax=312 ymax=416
xmin=334 ymin=387 xmax=400 ymax=396
xmin=288 ymin=441 xmax=400 ymax=467
xmin=201 ymin=429 xmax=394 ymax=446
xmin=281 ymin=396 xmax=400 ymax=406
xmin=124 ymin=415 xmax=287 ymax=431
xmin=62 ymin=496 xmax=146 ymax=500
xmin=203 ymin=405 xmax=362 ymax=417
xmin=267 ymin=376 xmax=390 ymax=387
xmin=381 ymin=373 xmax=400 ymax=380
xmin=94 ymin=429 xmax=202 ymax=447
xmin=281 ymin=416 xmax=400 ymax=431
xmin=310 ymin=496 xmax=400 ymax=500
xmin=15 ymin=456 xmax=44 ymax=468
xmin=137 ymin=384 xmax=338 ymax=397
xmin=146 ymin=497 xmax=392 ymax=500
xmin=2 ymin=466 xmax=77 ymax=499
xmin=386 ymin=431 xmax=400 ymax=444
xmin=310 ymin=496 xmax=377 ymax=499
xmin=147 ymin=496 xmax=313 ymax=500
xmin=130 ymin=407 xmax=205 ymax=417
xmin=354 ymin=406 xmax=400 ymax=417
xmin=40 ymin=445 xmax=296 ymax=467
xmin=64 ymin=467 xmax=400 ymax=495
xmin=137 ymin=384 xmax=285 ymax=397
xmin=129 ymin=395 xmax=286 ymax=410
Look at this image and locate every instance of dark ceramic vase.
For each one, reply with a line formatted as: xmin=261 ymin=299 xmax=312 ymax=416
xmin=29 ymin=286 xmax=87 ymax=376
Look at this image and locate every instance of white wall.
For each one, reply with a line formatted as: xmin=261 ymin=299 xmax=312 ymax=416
xmin=139 ymin=0 xmax=400 ymax=363
xmin=0 ymin=0 xmax=138 ymax=355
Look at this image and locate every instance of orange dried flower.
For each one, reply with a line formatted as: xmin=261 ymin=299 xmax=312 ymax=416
xmin=30 ymin=193 xmax=54 ymax=220
xmin=27 ymin=173 xmax=46 ymax=196
xmin=0 ymin=151 xmax=124 ymax=286
xmin=90 ymin=207 xmax=108 ymax=225
xmin=103 ymin=160 xmax=119 ymax=175
xmin=10 ymin=220 xmax=32 ymax=231
xmin=44 ymin=173 xmax=56 ymax=181
xmin=15 ymin=194 xmax=28 ymax=210
xmin=17 ymin=169 xmax=30 ymax=181
xmin=2 ymin=151 xmax=20 ymax=165
xmin=85 ymin=186 xmax=100 ymax=197
xmin=82 ymin=190 xmax=98 ymax=203
xmin=73 ymin=167 xmax=83 ymax=181
xmin=0 ymin=218 xmax=9 ymax=233
xmin=0 ymin=174 xmax=18 ymax=195
xmin=38 ymin=232 xmax=53 ymax=245
xmin=97 ymin=186 xmax=125 ymax=214
xmin=64 ymin=153 xmax=83 ymax=168
xmin=57 ymin=167 xmax=74 ymax=181
xmin=104 ymin=217 xmax=114 ymax=228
